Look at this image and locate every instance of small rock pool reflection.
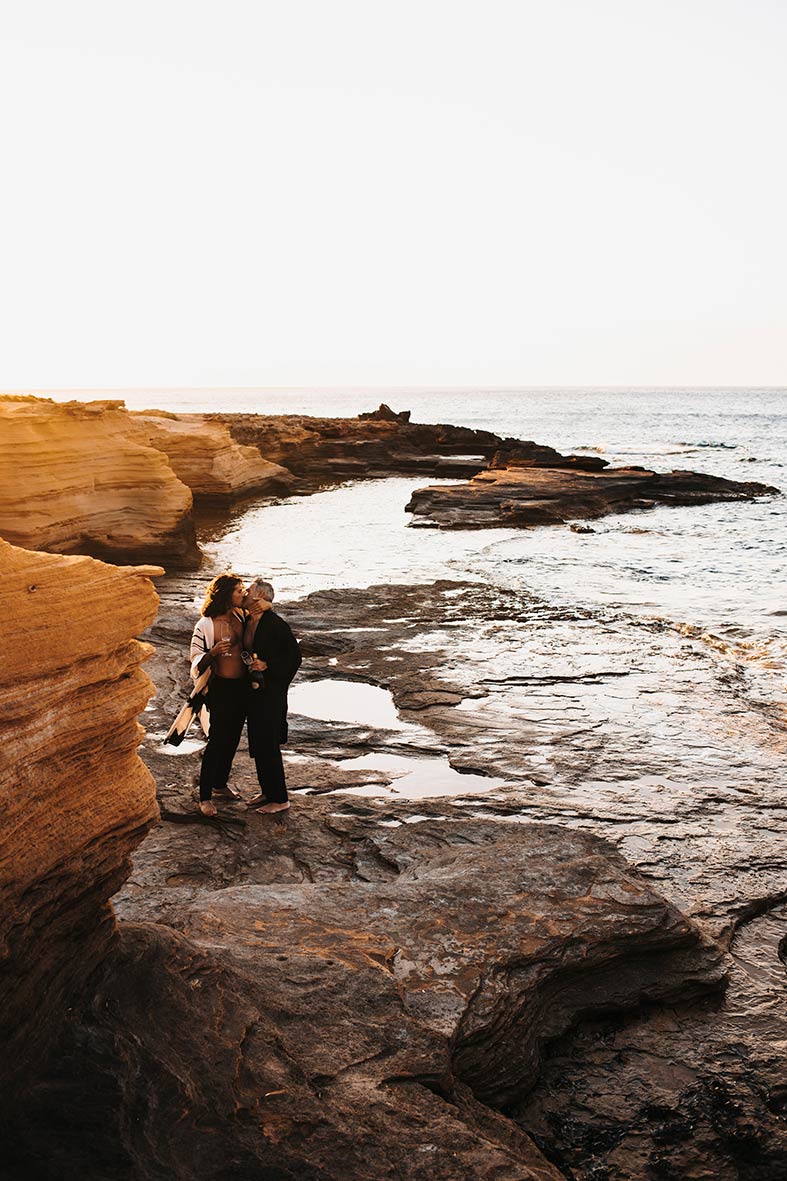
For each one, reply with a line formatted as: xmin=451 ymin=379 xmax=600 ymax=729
xmin=288 ymin=679 xmax=509 ymax=800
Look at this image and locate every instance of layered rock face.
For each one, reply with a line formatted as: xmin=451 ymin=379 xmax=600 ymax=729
xmin=132 ymin=411 xmax=297 ymax=501
xmin=0 ymin=396 xmax=200 ymax=566
xmin=0 ymin=540 xmax=160 ymax=1098
xmin=406 ymin=461 xmax=779 ymax=528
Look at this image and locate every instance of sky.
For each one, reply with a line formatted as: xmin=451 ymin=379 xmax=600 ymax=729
xmin=0 ymin=0 xmax=785 ymax=389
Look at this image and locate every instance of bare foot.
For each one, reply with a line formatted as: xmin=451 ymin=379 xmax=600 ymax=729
xmin=255 ymin=802 xmax=290 ymax=814
xmin=199 ymin=800 xmax=218 ymax=817
xmin=246 ymin=794 xmax=268 ymax=808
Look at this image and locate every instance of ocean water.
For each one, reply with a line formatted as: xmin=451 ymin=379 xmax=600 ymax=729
xmin=49 ymin=386 xmax=787 ymax=691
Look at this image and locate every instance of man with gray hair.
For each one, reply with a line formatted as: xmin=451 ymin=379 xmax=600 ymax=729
xmin=246 ymin=577 xmax=275 ymax=605
xmin=242 ymin=578 xmax=302 ymax=813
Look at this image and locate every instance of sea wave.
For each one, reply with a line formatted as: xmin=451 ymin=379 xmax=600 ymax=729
xmin=665 ymin=619 xmax=786 ymax=679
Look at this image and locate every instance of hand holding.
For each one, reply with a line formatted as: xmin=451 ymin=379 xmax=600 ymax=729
xmin=250 ymin=653 xmax=267 ymax=672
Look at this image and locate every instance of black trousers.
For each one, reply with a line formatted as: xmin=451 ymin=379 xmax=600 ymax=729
xmin=199 ymin=676 xmax=248 ymax=801
xmin=248 ymin=689 xmax=288 ymax=804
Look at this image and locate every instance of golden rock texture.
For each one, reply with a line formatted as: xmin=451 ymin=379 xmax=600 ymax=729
xmin=0 ymin=396 xmax=200 ymax=566
xmin=0 ymin=539 xmax=160 ymax=1095
xmin=132 ymin=411 xmax=296 ymax=500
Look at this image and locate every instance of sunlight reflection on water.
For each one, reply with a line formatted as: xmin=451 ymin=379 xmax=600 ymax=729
xmin=200 ymin=389 xmax=787 ymax=687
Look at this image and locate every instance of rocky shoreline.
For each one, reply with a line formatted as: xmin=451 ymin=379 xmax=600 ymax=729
xmin=1 ymin=396 xmax=777 ymax=566
xmin=2 ymin=400 xmax=786 ymax=1179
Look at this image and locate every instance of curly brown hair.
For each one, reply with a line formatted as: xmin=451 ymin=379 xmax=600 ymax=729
xmin=201 ymin=572 xmax=243 ymax=618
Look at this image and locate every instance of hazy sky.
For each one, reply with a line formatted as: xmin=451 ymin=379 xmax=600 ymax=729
xmin=1 ymin=0 xmax=785 ymax=388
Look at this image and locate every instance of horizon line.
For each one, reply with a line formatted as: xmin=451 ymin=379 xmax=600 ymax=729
xmin=5 ymin=384 xmax=787 ymax=394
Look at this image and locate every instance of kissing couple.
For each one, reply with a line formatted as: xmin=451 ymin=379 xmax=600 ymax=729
xmin=188 ymin=572 xmax=302 ymax=817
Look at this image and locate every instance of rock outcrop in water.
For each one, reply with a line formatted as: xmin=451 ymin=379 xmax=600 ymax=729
xmin=406 ymin=460 xmax=779 ymax=528
xmin=0 ymin=539 xmax=160 ymax=1099
xmin=0 ymin=396 xmax=200 ymax=566
xmin=132 ymin=411 xmax=297 ymax=501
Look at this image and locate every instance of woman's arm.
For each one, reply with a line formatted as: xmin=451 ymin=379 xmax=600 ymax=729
xmin=189 ymin=617 xmax=226 ymax=681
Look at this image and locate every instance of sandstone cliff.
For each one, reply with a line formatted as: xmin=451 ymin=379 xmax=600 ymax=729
xmin=0 ymin=396 xmax=200 ymax=566
xmin=132 ymin=411 xmax=297 ymax=501
xmin=0 ymin=539 xmax=160 ymax=1096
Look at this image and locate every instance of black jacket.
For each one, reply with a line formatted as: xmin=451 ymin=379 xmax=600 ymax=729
xmin=249 ymin=611 xmax=302 ymax=694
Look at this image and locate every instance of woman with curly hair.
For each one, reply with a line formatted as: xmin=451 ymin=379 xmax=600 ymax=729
xmin=189 ymin=572 xmax=270 ymax=816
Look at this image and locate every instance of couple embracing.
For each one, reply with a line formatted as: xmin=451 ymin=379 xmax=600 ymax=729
xmin=190 ymin=572 xmax=302 ymax=817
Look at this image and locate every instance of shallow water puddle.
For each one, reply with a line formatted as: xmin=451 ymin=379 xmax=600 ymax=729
xmin=290 ymin=678 xmax=507 ymax=799
xmin=335 ymin=752 xmax=508 ymax=800
xmin=289 ymin=679 xmax=412 ymax=730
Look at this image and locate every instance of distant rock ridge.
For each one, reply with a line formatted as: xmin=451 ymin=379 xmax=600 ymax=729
xmin=209 ymin=406 xmax=524 ymax=485
xmin=0 ymin=539 xmax=160 ymax=1098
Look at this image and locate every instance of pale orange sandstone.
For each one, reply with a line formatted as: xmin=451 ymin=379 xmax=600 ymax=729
xmin=0 ymin=395 xmax=200 ymax=565
xmin=132 ymin=411 xmax=296 ymax=500
xmin=0 ymin=539 xmax=161 ymax=1093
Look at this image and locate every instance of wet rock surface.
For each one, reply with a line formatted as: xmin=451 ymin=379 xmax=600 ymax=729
xmin=514 ymin=903 xmax=787 ymax=1180
xmin=5 ymin=566 xmax=786 ymax=1178
xmin=7 ymin=797 xmax=722 ymax=1181
xmin=406 ymin=463 xmax=779 ymax=529
xmin=114 ymin=576 xmax=787 ymax=1176
xmin=5 ymin=914 xmax=567 ymax=1181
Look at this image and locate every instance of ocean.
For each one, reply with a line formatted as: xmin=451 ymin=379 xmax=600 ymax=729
xmin=49 ymin=386 xmax=787 ymax=699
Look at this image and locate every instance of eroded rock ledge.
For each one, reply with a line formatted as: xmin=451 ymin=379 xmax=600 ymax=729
xmin=132 ymin=410 xmax=297 ymax=502
xmin=0 ymin=539 xmax=160 ymax=1098
xmin=5 ymin=798 xmax=723 ymax=1180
